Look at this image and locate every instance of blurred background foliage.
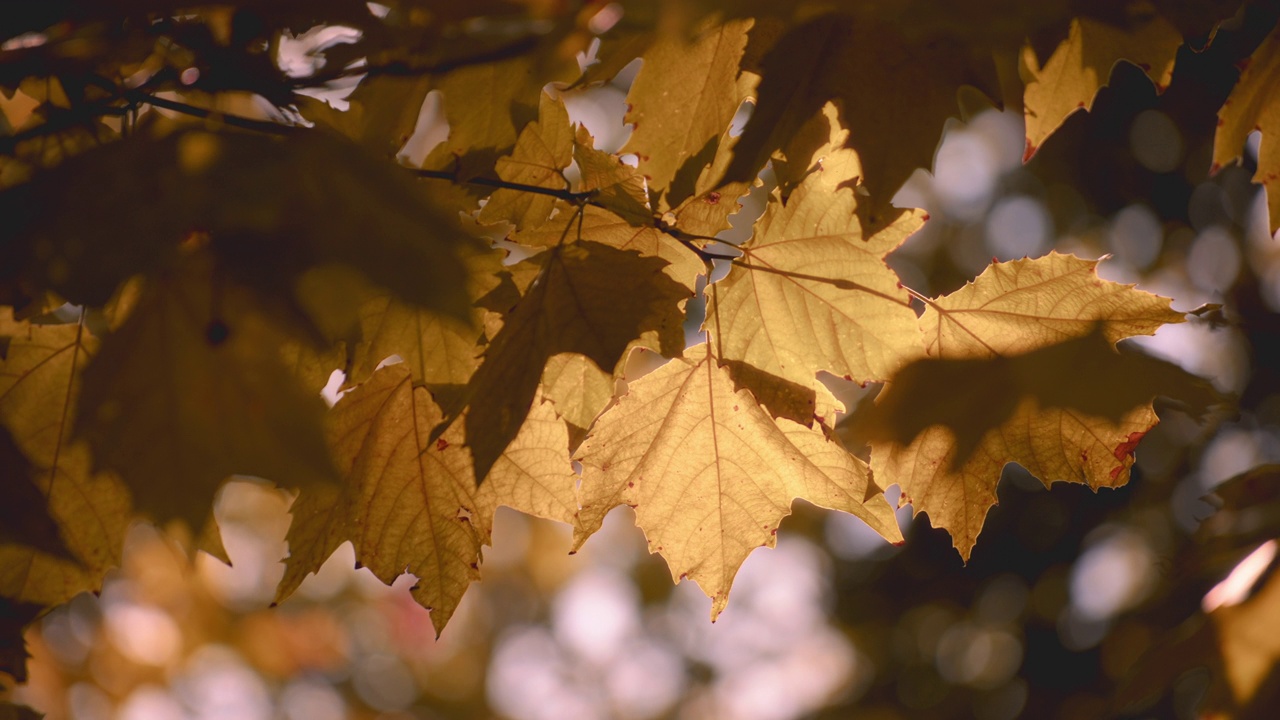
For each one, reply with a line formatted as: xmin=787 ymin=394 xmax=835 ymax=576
xmin=5 ymin=1 xmax=1280 ymax=719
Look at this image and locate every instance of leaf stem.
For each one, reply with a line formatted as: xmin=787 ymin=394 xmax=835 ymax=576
xmin=901 ymin=284 xmax=938 ymax=308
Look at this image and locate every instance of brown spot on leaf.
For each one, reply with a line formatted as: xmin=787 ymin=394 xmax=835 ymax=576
xmin=705 ymin=191 xmax=721 ymax=205
xmin=436 ymin=438 xmax=449 ymax=451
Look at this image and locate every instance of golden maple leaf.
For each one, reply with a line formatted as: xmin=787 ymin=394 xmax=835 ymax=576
xmin=575 ymin=344 xmax=902 ymax=619
xmin=1021 ymin=12 xmax=1182 ymax=161
xmin=866 ymin=253 xmax=1197 ymax=560
xmin=0 ymin=320 xmax=130 ymax=606
xmin=1214 ymin=26 xmax=1280 ymax=234
xmin=279 ymin=364 xmax=577 ymax=633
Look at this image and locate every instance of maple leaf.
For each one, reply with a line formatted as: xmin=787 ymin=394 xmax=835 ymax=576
xmin=424 ymin=52 xmax=580 ymax=179
xmin=1021 ymin=13 xmax=1182 ymax=161
xmin=296 ymin=74 xmax=433 ymax=161
xmin=512 ymin=204 xmax=704 ymax=293
xmin=664 ymin=126 xmax=756 ymax=239
xmin=449 ymin=240 xmax=690 ymax=481
xmin=865 ymin=253 xmax=1198 ymax=559
xmin=621 ymin=18 xmax=756 ymax=201
xmin=76 ymin=254 xmax=338 ymax=531
xmin=540 ymin=352 xmax=616 ymax=445
xmin=571 ymin=126 xmax=652 ymax=226
xmin=706 ymin=125 xmax=925 ymax=421
xmin=278 ymin=364 xmax=577 ymax=633
xmin=575 ymin=344 xmax=902 ymax=620
xmin=919 ymin=252 xmax=1186 ymax=357
xmin=476 ymin=91 xmax=574 ymax=230
xmin=724 ymin=12 xmax=998 ymax=215
xmin=343 ymin=242 xmax=506 ymax=390
xmin=0 ymin=321 xmax=130 ymax=606
xmin=1214 ymin=25 xmax=1280 ymax=234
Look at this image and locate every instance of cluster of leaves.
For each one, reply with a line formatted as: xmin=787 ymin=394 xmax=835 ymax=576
xmin=3 ymin=0 xmax=1280 ymax=715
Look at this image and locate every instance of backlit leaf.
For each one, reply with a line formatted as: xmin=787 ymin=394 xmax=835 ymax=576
xmin=279 ymin=364 xmax=576 ymax=633
xmin=540 ymin=352 xmax=615 ymax=443
xmin=344 ymin=242 xmax=506 ymax=389
xmin=451 ymin=240 xmax=690 ymax=481
xmin=867 ymin=254 xmax=1196 ymax=559
xmin=512 ymin=204 xmax=704 ymax=293
xmin=706 ymin=139 xmax=926 ymax=414
xmin=476 ymin=91 xmax=574 ymax=230
xmin=621 ymin=18 xmax=755 ymax=199
xmin=1214 ymin=25 xmax=1280 ymax=234
xmin=575 ymin=344 xmax=902 ymax=619
xmin=1021 ymin=14 xmax=1182 ymax=161
xmin=0 ymin=321 xmax=130 ymax=606
xmin=921 ymin=252 xmax=1185 ymax=357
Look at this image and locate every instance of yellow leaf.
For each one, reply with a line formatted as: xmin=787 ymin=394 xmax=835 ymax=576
xmin=1021 ymin=13 xmax=1181 ymax=161
xmin=76 ymin=256 xmax=338 ymax=531
xmin=575 ymin=344 xmax=902 ymax=620
xmin=477 ymin=92 xmax=574 ymax=230
xmin=344 ymin=243 xmax=506 ymax=389
xmin=540 ymin=352 xmax=616 ymax=439
xmin=277 ymin=338 xmax=347 ymax=394
xmin=706 ymin=143 xmax=926 ymax=408
xmin=425 ymin=53 xmax=579 ymax=179
xmin=278 ymin=364 xmax=576 ymax=632
xmin=1214 ymin=26 xmax=1280 ymax=234
xmin=512 ymin=203 xmax=704 ymax=292
xmin=450 ymin=240 xmax=690 ymax=481
xmin=666 ymin=126 xmax=756 ymax=238
xmin=572 ymin=126 xmax=652 ymax=225
xmin=621 ymin=18 xmax=755 ymax=198
xmin=297 ymin=75 xmax=434 ymax=161
xmin=921 ymin=252 xmax=1185 ymax=358
xmin=0 ymin=321 xmax=130 ymax=606
xmin=867 ymin=254 xmax=1197 ymax=560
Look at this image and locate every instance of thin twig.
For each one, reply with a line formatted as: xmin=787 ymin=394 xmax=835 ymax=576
xmin=413 ymin=168 xmax=595 ymax=203
xmin=132 ymin=92 xmax=296 ymax=135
